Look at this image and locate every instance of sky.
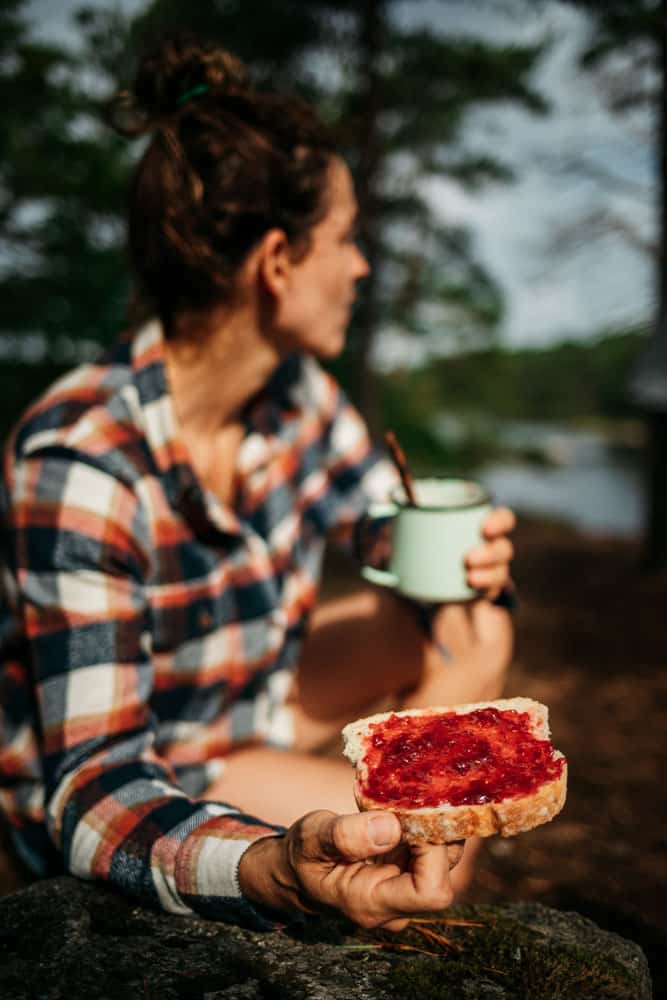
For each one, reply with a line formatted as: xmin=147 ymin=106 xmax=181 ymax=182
xmin=24 ymin=0 xmax=656 ymax=354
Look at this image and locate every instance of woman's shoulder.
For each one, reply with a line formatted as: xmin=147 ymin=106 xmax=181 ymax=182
xmin=6 ymin=339 xmax=140 ymax=466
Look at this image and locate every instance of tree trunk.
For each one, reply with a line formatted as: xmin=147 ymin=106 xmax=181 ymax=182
xmin=644 ymin=413 xmax=667 ymax=570
xmin=640 ymin=0 xmax=667 ymax=571
xmin=351 ymin=0 xmax=385 ymax=435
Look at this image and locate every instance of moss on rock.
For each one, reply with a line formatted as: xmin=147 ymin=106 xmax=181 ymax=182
xmin=382 ymin=904 xmax=646 ymax=999
xmin=0 ymin=879 xmax=651 ymax=1000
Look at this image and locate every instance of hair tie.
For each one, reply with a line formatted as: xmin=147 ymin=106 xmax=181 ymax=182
xmin=177 ymin=84 xmax=209 ymax=107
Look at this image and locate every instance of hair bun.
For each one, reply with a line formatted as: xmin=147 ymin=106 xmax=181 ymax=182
xmin=110 ymin=32 xmax=250 ymax=135
xmin=138 ymin=32 xmax=249 ymax=112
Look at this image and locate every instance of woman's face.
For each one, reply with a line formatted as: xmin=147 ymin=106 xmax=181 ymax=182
xmin=271 ymin=157 xmax=370 ymax=360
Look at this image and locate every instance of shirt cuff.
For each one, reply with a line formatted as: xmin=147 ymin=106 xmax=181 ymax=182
xmin=175 ymin=818 xmax=300 ymax=930
xmin=175 ymin=814 xmax=308 ymax=931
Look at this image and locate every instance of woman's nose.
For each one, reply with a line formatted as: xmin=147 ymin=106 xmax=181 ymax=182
xmin=354 ymin=245 xmax=371 ymax=279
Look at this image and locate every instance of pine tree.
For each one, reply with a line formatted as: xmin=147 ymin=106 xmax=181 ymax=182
xmin=0 ymin=0 xmax=133 ymax=357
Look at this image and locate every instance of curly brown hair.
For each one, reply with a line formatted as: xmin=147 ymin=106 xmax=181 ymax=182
xmin=109 ymin=33 xmax=336 ymax=334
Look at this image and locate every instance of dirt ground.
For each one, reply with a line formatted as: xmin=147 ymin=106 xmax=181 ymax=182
xmin=1 ymin=517 xmax=666 ymax=982
xmin=467 ymin=518 xmax=667 ymax=990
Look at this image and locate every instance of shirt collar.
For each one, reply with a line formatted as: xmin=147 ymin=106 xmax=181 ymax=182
xmin=129 ymin=318 xmax=303 ymax=534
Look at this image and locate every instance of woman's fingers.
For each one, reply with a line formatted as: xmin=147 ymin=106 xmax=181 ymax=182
xmin=466 ymin=567 xmax=509 ymax=599
xmin=302 ymin=810 xmax=402 ymax=865
xmin=465 ymin=527 xmax=514 ymax=599
xmin=374 ymin=842 xmax=411 ymax=868
xmin=373 ymin=842 xmax=453 ymax=916
xmin=381 ymin=916 xmax=411 ymax=932
xmin=481 ymin=506 xmax=516 ymax=539
xmin=288 ymin=811 xmax=457 ymax=929
xmin=465 ymin=536 xmax=514 ymax=570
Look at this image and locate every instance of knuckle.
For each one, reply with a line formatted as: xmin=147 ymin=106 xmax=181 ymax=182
xmin=331 ymin=816 xmax=354 ymax=857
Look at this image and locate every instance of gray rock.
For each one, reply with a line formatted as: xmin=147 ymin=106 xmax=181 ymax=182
xmin=0 ymin=877 xmax=651 ymax=999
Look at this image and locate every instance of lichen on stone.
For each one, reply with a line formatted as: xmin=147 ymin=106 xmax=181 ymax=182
xmin=0 ymin=879 xmax=652 ymax=1000
xmin=370 ymin=904 xmax=648 ymax=1000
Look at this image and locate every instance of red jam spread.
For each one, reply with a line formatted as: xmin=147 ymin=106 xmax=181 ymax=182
xmin=361 ymin=708 xmax=564 ymax=808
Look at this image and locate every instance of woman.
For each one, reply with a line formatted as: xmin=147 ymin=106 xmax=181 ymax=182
xmin=0 ymin=34 xmax=514 ymax=930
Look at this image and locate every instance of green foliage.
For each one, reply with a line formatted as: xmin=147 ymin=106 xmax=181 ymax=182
xmin=564 ymin=0 xmax=660 ymax=215
xmin=0 ymin=0 xmax=135 ymax=356
xmin=327 ymin=326 xmax=647 ymax=477
xmin=0 ymin=361 xmax=70 ymax=445
xmin=376 ymin=365 xmax=497 ymax=474
xmin=426 ymin=326 xmax=646 ymax=422
xmin=570 ymin=0 xmax=660 ymax=73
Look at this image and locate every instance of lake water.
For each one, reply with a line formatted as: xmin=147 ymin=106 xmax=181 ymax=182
xmin=439 ymin=418 xmax=646 ymax=539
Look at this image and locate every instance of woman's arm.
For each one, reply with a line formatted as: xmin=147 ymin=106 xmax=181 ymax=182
xmin=5 ymin=446 xmax=460 ymax=930
xmin=4 ymin=448 xmax=286 ymax=928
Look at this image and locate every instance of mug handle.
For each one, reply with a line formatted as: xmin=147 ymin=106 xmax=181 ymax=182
xmin=360 ymin=565 xmax=399 ymax=589
xmin=360 ymin=500 xmax=399 ymax=590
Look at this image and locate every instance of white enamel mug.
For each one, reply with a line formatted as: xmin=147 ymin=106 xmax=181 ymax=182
xmin=361 ymin=478 xmax=492 ymax=602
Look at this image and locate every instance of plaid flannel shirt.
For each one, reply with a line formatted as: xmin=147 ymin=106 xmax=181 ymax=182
xmin=0 ymin=319 xmax=398 ymax=928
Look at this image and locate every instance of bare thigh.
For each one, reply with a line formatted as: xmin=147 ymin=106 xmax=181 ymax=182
xmin=202 ymin=591 xmax=424 ymax=826
xmin=203 ymin=747 xmax=356 ymax=827
xmin=288 ymin=586 xmax=427 ymax=751
xmin=288 ymin=586 xmax=511 ymax=752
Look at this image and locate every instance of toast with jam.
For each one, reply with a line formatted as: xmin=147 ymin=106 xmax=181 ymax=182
xmin=342 ymin=697 xmax=567 ymax=844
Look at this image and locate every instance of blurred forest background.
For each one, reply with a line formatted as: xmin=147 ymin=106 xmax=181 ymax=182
xmin=2 ymin=0 xmax=665 ymax=551
xmin=2 ymin=0 xmax=667 ymax=992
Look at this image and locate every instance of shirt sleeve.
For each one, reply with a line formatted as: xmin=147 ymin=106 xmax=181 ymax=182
xmin=4 ymin=447 xmax=289 ymax=929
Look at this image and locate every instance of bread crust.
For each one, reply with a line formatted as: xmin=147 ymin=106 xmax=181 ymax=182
xmin=342 ymin=698 xmax=567 ymax=844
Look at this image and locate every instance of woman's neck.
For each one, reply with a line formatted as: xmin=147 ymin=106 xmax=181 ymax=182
xmin=164 ymin=305 xmax=280 ymax=439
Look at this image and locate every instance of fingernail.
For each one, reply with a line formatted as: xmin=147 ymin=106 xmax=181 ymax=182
xmin=369 ymin=815 xmax=398 ymax=847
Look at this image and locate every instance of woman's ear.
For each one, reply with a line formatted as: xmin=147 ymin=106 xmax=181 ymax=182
xmin=255 ymin=228 xmax=292 ymax=299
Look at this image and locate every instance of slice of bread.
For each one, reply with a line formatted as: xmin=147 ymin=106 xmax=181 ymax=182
xmin=342 ymin=697 xmax=567 ymax=844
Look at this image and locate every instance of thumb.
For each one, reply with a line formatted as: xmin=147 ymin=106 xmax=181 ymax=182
xmin=316 ymin=810 xmax=402 ymax=863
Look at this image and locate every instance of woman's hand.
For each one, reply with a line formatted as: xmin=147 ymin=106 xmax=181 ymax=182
xmin=421 ymin=507 xmax=517 ymax=705
xmin=465 ymin=506 xmax=516 ymax=601
xmin=238 ymin=810 xmax=458 ymax=931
